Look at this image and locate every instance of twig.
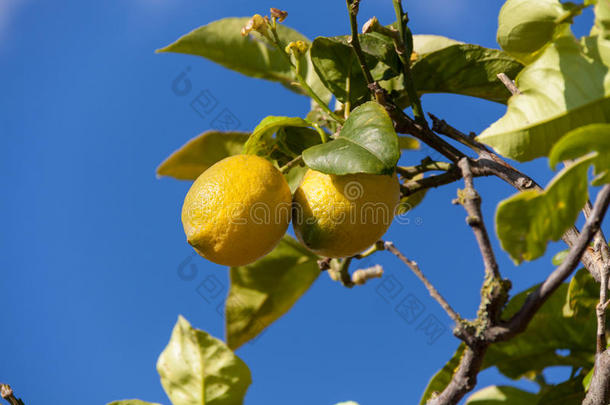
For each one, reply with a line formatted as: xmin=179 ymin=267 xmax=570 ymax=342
xmin=0 ymin=385 xmax=24 ymax=405
xmin=485 ymin=184 xmax=610 ymax=342
xmin=427 ymin=343 xmax=488 ymax=405
xmin=345 ymin=0 xmax=374 ymax=87
xmin=496 ymin=72 xmax=521 ymax=96
xmin=429 ymin=115 xmax=608 ymax=284
xmin=396 ymin=159 xmax=453 ymax=179
xmin=352 ymin=265 xmax=384 ymax=285
xmin=456 ymin=158 xmax=501 ymax=281
xmin=384 ymin=241 xmax=464 ymax=328
xmin=279 ymin=155 xmax=303 ymax=173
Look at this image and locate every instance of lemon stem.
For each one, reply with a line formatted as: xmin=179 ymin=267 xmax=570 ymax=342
xmin=279 ymin=155 xmax=303 ymax=174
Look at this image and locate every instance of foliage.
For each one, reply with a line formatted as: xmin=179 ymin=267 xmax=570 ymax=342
xmin=129 ymin=1 xmax=610 ymax=404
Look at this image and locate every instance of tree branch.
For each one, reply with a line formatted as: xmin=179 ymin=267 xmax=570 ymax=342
xmin=0 ymin=385 xmax=24 ymax=405
xmin=583 ymin=350 xmax=610 ymax=405
xmin=496 ymin=72 xmax=521 ymax=96
xmin=429 ymin=115 xmax=608 ymax=284
xmin=456 ymin=158 xmax=501 ymax=281
xmin=485 ymin=184 xmax=610 ymax=342
xmin=427 ymin=343 xmax=488 ymax=405
xmin=384 ymin=241 xmax=466 ymax=333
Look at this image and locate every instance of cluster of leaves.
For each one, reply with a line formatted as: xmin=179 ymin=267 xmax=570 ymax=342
xmin=118 ymin=0 xmax=610 ymax=403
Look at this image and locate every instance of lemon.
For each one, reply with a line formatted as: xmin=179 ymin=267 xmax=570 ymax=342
xmin=182 ymin=154 xmax=291 ymax=266
xmin=292 ymin=169 xmax=400 ymax=258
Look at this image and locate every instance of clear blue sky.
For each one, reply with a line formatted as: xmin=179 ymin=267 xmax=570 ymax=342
xmin=0 ymin=1 xmax=599 ymax=404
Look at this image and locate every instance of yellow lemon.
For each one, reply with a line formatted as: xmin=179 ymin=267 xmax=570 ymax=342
xmin=292 ymin=169 xmax=400 ymax=257
xmin=182 ymin=154 xmax=291 ymax=266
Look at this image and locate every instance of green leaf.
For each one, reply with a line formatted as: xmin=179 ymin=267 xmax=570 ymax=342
xmin=419 ymin=344 xmax=466 ymax=405
xmin=157 ymin=316 xmax=251 ymax=405
xmin=551 ymin=248 xmax=570 ymax=266
xmin=593 ymin=0 xmax=610 ymax=39
xmin=483 ymin=282 xmax=596 ymax=379
xmin=497 ymin=0 xmax=576 ymax=64
xmin=583 ymin=367 xmax=594 ymax=390
xmin=549 ymin=124 xmax=610 ymax=185
xmin=310 ymin=33 xmax=523 ymax=107
xmin=465 ymin=385 xmax=537 ymax=404
xmin=226 ymin=235 xmax=320 ymax=350
xmin=302 ymin=102 xmax=400 ymax=175
xmin=243 ymin=116 xmax=312 ymax=157
xmin=310 ymin=33 xmax=401 ymax=106
xmin=478 ymin=34 xmax=610 ymax=162
xmin=535 ymin=376 xmax=585 ymax=404
xmin=398 ymin=135 xmax=420 ymax=150
xmin=495 ymin=156 xmax=593 ymax=263
xmin=408 ymin=42 xmax=524 ymax=105
xmin=107 ymin=401 xmax=161 ymax=405
xmin=284 ymin=164 xmax=309 ymax=194
xmin=396 ymin=173 xmax=427 ymax=215
xmin=157 ymin=131 xmax=249 ymax=180
xmin=564 ymin=268 xmax=600 ymax=318
xmin=157 ymin=17 xmax=330 ymax=102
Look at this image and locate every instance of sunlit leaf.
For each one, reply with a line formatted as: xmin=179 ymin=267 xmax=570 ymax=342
xmin=549 ymin=123 xmax=610 ymax=185
xmin=226 ymin=236 xmax=320 ymax=350
xmin=157 ymin=316 xmax=251 ymax=405
xmin=107 ymin=401 xmax=161 ymax=405
xmin=495 ymin=156 xmax=593 ymax=263
xmin=497 ymin=0 xmax=576 ymax=64
xmin=157 ymin=131 xmax=249 ymax=180
xmin=478 ymin=34 xmax=610 ymax=162
xmin=157 ymin=17 xmax=330 ymax=102
xmin=302 ymin=102 xmax=400 ymax=175
xmin=465 ymin=385 xmax=537 ymax=404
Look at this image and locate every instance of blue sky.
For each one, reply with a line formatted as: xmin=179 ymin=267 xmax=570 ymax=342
xmin=0 ymin=1 xmax=600 ymax=404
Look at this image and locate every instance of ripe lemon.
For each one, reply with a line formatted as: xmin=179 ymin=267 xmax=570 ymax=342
xmin=182 ymin=154 xmax=291 ymax=266
xmin=292 ymin=169 xmax=400 ymax=257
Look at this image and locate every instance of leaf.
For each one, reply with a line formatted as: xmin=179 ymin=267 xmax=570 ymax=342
xmin=483 ymin=282 xmax=596 ymax=379
xmin=107 ymin=401 xmax=161 ymax=405
xmin=408 ymin=43 xmax=524 ymax=105
xmin=396 ymin=173 xmax=427 ymax=215
xmin=310 ymin=33 xmax=401 ymax=105
xmin=495 ymin=156 xmax=593 ymax=263
xmin=157 ymin=316 xmax=251 ymax=405
xmin=551 ymin=248 xmax=570 ymax=266
xmin=419 ymin=344 xmax=466 ymax=405
xmin=497 ymin=0 xmax=575 ymax=64
xmin=284 ymin=164 xmax=308 ymax=194
xmin=465 ymin=385 xmax=537 ymax=404
xmin=478 ymin=34 xmax=610 ymax=162
xmin=398 ymin=135 xmax=420 ymax=150
xmin=310 ymin=33 xmax=523 ymax=107
xmin=593 ymin=0 xmax=610 ymax=39
xmin=157 ymin=131 xmax=249 ymax=180
xmin=225 ymin=235 xmax=320 ymax=350
xmin=243 ymin=116 xmax=312 ymax=157
xmin=549 ymin=123 xmax=610 ymax=185
xmin=157 ymin=18 xmax=330 ymax=102
xmin=333 ymin=402 xmax=359 ymax=405
xmin=564 ymin=268 xmax=600 ymax=319
xmin=535 ymin=376 xmax=585 ymax=404
xmin=302 ymin=102 xmax=400 ymax=175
